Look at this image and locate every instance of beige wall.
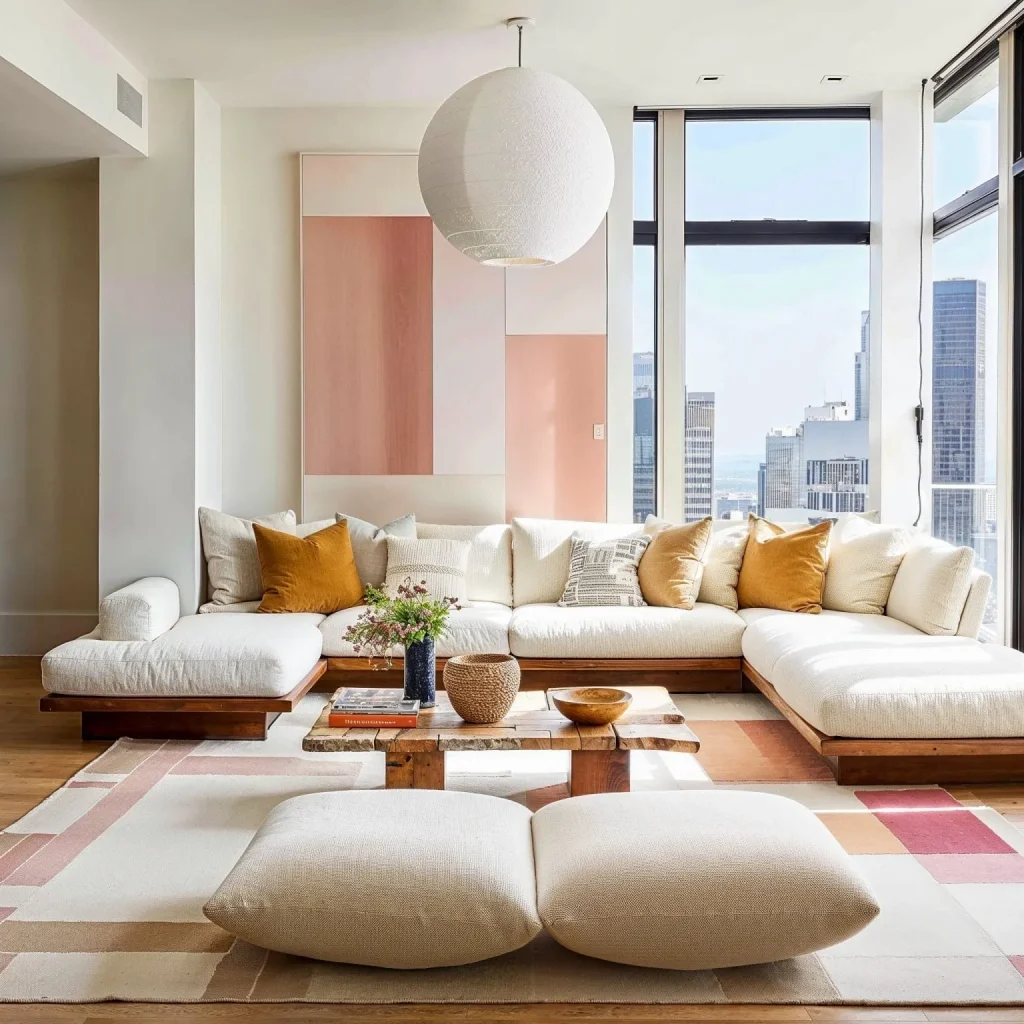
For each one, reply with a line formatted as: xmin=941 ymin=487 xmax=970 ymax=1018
xmin=0 ymin=162 xmax=99 ymax=652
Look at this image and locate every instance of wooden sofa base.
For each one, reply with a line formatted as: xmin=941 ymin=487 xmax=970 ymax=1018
xmin=323 ymin=657 xmax=744 ymax=693
xmin=743 ymin=660 xmax=1024 ymax=785
xmin=40 ymin=661 xmax=327 ymax=741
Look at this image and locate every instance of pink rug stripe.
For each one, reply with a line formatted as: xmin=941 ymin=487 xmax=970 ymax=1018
xmin=0 ymin=954 xmax=14 ymax=977
xmin=917 ymin=854 xmax=1024 ymax=883
xmin=0 ymin=835 xmax=52 ymax=883
xmin=0 ymin=910 xmax=12 ymax=923
xmin=171 ymin=756 xmax=360 ymax=778
xmin=855 ymin=790 xmax=1015 ymax=855
xmin=4 ymin=741 xmax=200 ymax=887
xmin=1011 ymin=956 xmax=1024 ymax=978
xmin=66 ymin=781 xmax=116 ymax=789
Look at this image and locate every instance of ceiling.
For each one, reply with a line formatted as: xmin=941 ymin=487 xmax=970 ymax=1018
xmin=64 ymin=0 xmax=1005 ymax=108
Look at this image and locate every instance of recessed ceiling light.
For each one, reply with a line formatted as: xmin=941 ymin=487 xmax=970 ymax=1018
xmin=821 ymin=74 xmax=848 ymax=84
xmin=697 ymin=75 xmax=722 ymax=84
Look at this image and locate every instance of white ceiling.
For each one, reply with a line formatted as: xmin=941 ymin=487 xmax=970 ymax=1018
xmin=64 ymin=0 xmax=1005 ymax=108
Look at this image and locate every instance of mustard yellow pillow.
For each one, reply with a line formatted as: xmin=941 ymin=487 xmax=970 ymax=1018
xmin=253 ymin=521 xmax=363 ymax=614
xmin=737 ymin=515 xmax=832 ymax=614
xmin=639 ymin=518 xmax=712 ymax=610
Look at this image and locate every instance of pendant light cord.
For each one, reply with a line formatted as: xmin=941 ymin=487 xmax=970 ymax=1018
xmin=517 ymin=24 xmax=523 ymax=67
xmin=913 ymin=77 xmax=927 ymax=528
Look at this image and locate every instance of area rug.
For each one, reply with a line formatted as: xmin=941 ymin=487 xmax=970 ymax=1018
xmin=1 ymin=692 xmax=1024 ymax=1004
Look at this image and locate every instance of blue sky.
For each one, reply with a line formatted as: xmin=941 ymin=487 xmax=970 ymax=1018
xmin=633 ymin=91 xmax=999 ymax=473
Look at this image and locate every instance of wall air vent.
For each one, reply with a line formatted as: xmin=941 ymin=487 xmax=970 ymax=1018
xmin=116 ymin=75 xmax=143 ymax=127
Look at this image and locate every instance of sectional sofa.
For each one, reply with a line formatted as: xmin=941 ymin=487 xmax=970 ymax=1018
xmin=40 ymin=515 xmax=1024 ymax=784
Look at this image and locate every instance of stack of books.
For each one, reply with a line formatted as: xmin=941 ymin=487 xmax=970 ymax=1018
xmin=328 ymin=688 xmax=420 ymax=728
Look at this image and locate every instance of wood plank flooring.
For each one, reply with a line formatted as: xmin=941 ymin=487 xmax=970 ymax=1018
xmin=1 ymin=657 xmax=1021 ymax=1023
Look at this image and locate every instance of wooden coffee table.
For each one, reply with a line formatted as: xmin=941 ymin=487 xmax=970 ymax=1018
xmin=302 ymin=685 xmax=700 ymax=796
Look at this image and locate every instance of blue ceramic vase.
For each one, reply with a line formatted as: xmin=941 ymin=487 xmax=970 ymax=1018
xmin=403 ymin=636 xmax=436 ymax=708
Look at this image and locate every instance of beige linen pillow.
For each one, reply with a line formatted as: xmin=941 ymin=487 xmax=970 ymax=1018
xmin=682 ymin=520 xmax=749 ymax=611
xmin=823 ymin=517 xmax=910 ymax=615
xmin=199 ymin=507 xmax=296 ymax=605
xmin=335 ymin=513 xmax=416 ymax=588
xmin=639 ymin=518 xmax=712 ymax=610
xmin=384 ymin=536 xmax=470 ymax=603
xmin=886 ymin=535 xmax=976 ymax=635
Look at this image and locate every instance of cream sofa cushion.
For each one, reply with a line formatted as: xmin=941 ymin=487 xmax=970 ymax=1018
xmin=204 ymin=790 xmax=542 ymax=969
xmin=886 ymin=535 xmax=975 ymax=635
xmin=42 ymin=613 xmax=324 ymax=698
xmin=509 ymin=602 xmax=744 ymax=658
xmin=511 ymin=518 xmax=641 ymax=606
xmin=768 ymin=632 xmax=1024 ymax=739
xmin=418 ymin=523 xmax=513 ymax=606
xmin=199 ymin=508 xmax=296 ymax=605
xmin=532 ymin=791 xmax=878 ymax=970
xmin=320 ymin=602 xmax=512 ymax=658
xmin=98 ymin=578 xmax=180 ymax=641
xmin=334 ymin=512 xmax=416 ymax=589
xmin=823 ymin=517 xmax=910 ymax=615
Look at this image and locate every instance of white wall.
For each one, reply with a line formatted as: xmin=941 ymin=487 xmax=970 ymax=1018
xmin=0 ymin=163 xmax=99 ymax=653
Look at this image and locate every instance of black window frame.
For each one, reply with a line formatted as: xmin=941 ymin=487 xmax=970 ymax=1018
xmin=1012 ymin=24 xmax=1024 ymax=649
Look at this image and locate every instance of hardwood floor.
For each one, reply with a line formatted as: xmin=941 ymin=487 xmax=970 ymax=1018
xmin=1 ymin=657 xmax=1021 ymax=1023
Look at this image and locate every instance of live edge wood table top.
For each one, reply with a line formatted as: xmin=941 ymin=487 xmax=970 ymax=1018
xmin=302 ymin=685 xmax=700 ymax=796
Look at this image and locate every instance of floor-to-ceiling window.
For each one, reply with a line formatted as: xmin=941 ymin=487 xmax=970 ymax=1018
xmin=682 ymin=111 xmax=871 ymax=523
xmin=933 ymin=46 xmax=1001 ymax=637
xmin=633 ymin=113 xmax=657 ymax=523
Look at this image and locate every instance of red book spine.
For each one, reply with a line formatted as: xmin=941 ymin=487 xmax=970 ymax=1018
xmin=328 ymin=714 xmax=419 ymax=729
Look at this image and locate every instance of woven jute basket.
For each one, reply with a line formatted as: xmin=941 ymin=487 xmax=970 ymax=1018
xmin=443 ymin=654 xmax=521 ymax=724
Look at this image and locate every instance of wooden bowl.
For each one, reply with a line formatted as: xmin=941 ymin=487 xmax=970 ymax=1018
xmin=551 ymin=687 xmax=633 ymax=726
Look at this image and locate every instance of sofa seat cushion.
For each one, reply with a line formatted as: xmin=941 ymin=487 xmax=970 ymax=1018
xmin=769 ymin=634 xmax=1024 ymax=739
xmin=320 ymin=602 xmax=512 ymax=658
xmin=739 ymin=608 xmax=925 ymax=681
xmin=42 ymin=613 xmax=324 ymax=698
xmin=532 ymin=791 xmax=879 ymax=970
xmin=204 ymin=790 xmax=542 ymax=968
xmin=509 ymin=602 xmax=745 ymax=659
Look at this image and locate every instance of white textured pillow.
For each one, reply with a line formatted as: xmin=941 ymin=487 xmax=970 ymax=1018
xmin=511 ymin=518 xmax=642 ymax=606
xmin=696 ymin=522 xmax=749 ymax=612
xmin=417 ymin=523 xmax=513 ymax=606
xmin=335 ymin=513 xmax=416 ymax=588
xmin=823 ymin=517 xmax=910 ymax=615
xmin=199 ymin=507 xmax=296 ymax=605
xmin=384 ymin=536 xmax=470 ymax=603
xmin=558 ymin=535 xmax=650 ymax=608
xmin=886 ymin=535 xmax=976 ymax=635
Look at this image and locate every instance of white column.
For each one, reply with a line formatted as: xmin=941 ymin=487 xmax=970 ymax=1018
xmin=99 ymin=80 xmax=222 ymax=614
xmin=869 ymin=87 xmax=933 ymax=526
xmin=602 ymin=105 xmax=636 ymax=524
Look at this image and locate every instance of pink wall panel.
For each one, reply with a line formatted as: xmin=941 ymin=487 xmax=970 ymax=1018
xmin=505 ymin=335 xmax=607 ymax=523
xmin=303 ymin=216 xmax=433 ymax=476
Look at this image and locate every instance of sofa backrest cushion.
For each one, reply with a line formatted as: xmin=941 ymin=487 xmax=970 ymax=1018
xmin=334 ymin=513 xmax=416 ymax=589
xmin=199 ymin=507 xmax=296 ymax=606
xmin=886 ymin=534 xmax=976 ymax=635
xmin=822 ymin=517 xmax=911 ymax=616
xmin=418 ymin=523 xmax=513 ymax=606
xmin=956 ymin=566 xmax=992 ymax=639
xmin=698 ymin=522 xmax=748 ymax=611
xmin=511 ymin=518 xmax=641 ymax=606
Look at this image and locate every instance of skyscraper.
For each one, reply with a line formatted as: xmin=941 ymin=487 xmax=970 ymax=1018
xmin=764 ymin=427 xmax=803 ymax=511
xmin=756 ymin=462 xmax=767 ymax=518
xmin=633 ymin=383 xmax=655 ymax=523
xmin=855 ymin=310 xmax=870 ymax=421
xmin=932 ymin=279 xmax=986 ymax=548
xmin=802 ymin=400 xmax=869 ymax=514
xmin=684 ymin=392 xmax=715 ymax=522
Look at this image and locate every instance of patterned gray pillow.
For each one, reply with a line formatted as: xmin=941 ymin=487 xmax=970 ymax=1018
xmin=558 ymin=535 xmax=650 ymax=608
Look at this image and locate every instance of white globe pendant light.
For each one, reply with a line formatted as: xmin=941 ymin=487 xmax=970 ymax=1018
xmin=418 ymin=17 xmax=614 ymax=266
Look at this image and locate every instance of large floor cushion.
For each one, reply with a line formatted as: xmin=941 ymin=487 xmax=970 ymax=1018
xmin=41 ymin=613 xmax=324 ymax=698
xmin=508 ymin=602 xmax=744 ymax=658
xmin=532 ymin=791 xmax=879 ymax=970
xmin=319 ymin=602 xmax=512 ymax=658
xmin=767 ymin=633 xmax=1024 ymax=739
xmin=204 ymin=790 xmax=542 ymax=968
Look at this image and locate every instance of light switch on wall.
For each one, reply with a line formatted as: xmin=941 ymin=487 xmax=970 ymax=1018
xmin=593 ymin=423 xmax=605 ymax=440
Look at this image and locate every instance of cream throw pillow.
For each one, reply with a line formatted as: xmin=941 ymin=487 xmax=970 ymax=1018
xmin=640 ymin=518 xmax=712 ymax=610
xmin=384 ymin=536 xmax=470 ymax=603
xmin=199 ymin=507 xmax=296 ymax=606
xmin=648 ymin=515 xmax=748 ymax=612
xmin=335 ymin=513 xmax=416 ymax=588
xmin=823 ymin=517 xmax=910 ymax=615
xmin=886 ymin=535 xmax=976 ymax=635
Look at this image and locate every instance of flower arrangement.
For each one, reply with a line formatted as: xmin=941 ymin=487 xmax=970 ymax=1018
xmin=343 ymin=578 xmax=459 ymax=667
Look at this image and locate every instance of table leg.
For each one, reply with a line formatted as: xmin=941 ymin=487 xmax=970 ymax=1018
xmin=385 ymin=751 xmax=446 ymax=789
xmin=569 ymin=749 xmax=630 ymax=796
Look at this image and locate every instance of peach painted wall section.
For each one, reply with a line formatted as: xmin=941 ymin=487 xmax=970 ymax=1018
xmin=302 ymin=215 xmax=433 ymax=475
xmin=505 ymin=334 xmax=607 ymax=523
